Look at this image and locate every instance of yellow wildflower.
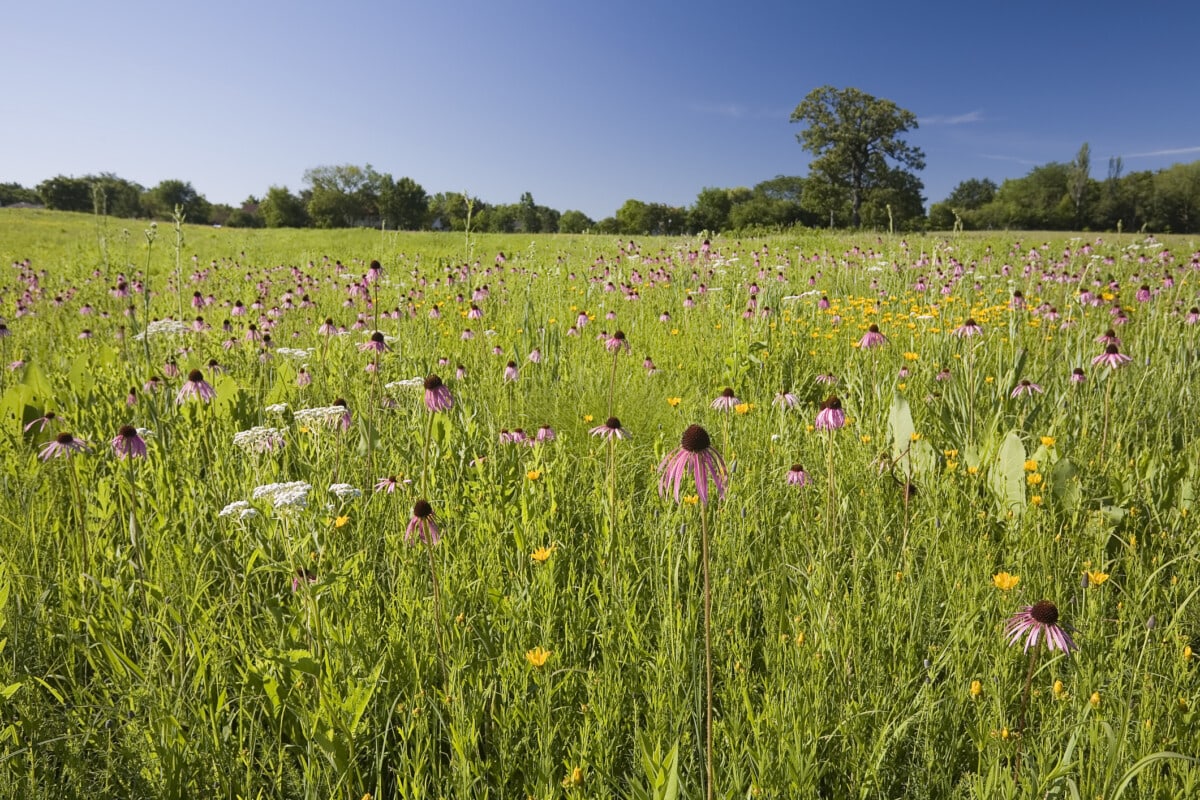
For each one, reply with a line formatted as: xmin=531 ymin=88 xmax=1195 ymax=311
xmin=1041 ymin=436 xmax=1056 ymax=447
xmin=525 ymin=646 xmax=551 ymax=668
xmin=1024 ymin=459 xmax=1039 ymax=472
xmin=910 ymin=432 xmax=921 ymax=441
xmin=734 ymin=402 xmax=751 ymax=415
xmin=992 ymin=572 xmax=1020 ymax=591
xmin=1183 ymin=645 xmax=1192 ymax=662
xmin=531 ymin=545 xmax=556 ymax=563
xmin=861 ymin=434 xmax=872 ymax=444
xmin=967 ymin=465 xmax=979 ymax=475
xmin=985 ymin=376 xmax=994 ymax=384
xmin=1053 ymin=680 xmax=1066 ymax=699
xmin=666 ymin=396 xmax=681 ymax=407
xmin=1090 ymin=691 xmax=1101 ymax=709
xmin=1027 ymin=473 xmax=1043 ymax=486
xmin=903 ymin=351 xmax=919 ymax=361
xmin=1031 ymin=495 xmax=1043 ymax=506
xmin=944 ymin=449 xmax=959 ymax=459
xmin=683 ymin=494 xmax=699 ymax=505
xmin=1086 ymin=570 xmax=1109 ymax=586
xmin=583 ymin=414 xmax=593 ymax=423
xmin=561 ymin=766 xmax=585 ymax=788
xmin=334 ymin=515 xmax=350 ymax=528
xmin=526 ymin=469 xmax=542 ymax=481
xmin=970 ymin=680 xmax=982 ymax=698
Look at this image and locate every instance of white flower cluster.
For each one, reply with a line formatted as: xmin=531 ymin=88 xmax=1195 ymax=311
xmin=385 ymin=377 xmax=424 ymax=392
xmin=233 ymin=426 xmax=286 ymax=453
xmin=328 ymin=483 xmax=362 ymax=499
xmin=294 ymin=406 xmax=346 ymax=427
xmin=133 ymin=319 xmax=191 ymax=340
xmin=252 ymin=481 xmax=312 ymax=511
xmin=276 ymin=347 xmax=313 ymax=360
xmin=264 ymin=403 xmax=288 ymax=414
xmin=218 ymin=500 xmax=258 ymax=520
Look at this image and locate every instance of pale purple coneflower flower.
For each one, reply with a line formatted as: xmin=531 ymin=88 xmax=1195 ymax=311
xmin=455 ymin=364 xmax=466 ymax=380
xmin=528 ymin=348 xmax=542 ymax=364
xmin=405 ymin=499 xmax=440 ymax=546
xmin=589 ymin=416 xmax=630 ymax=440
xmin=503 ymin=361 xmax=519 ymax=382
xmin=163 ymin=360 xmax=180 ymax=378
xmin=1011 ymin=379 xmax=1043 ymax=398
xmin=936 ymin=369 xmax=952 ymax=382
xmin=786 ymin=464 xmax=810 ymax=487
xmin=815 ymin=396 xmax=846 ymax=430
xmin=815 ymin=373 xmax=838 ymax=385
xmin=605 ymin=330 xmax=630 ymax=353
xmin=292 ymin=568 xmax=318 ymax=593
xmin=1095 ymin=329 xmax=1121 ymax=346
xmin=467 ymin=304 xmax=484 ymax=319
xmin=1010 ymin=291 xmax=1026 ymax=310
xmin=952 ymin=318 xmax=983 ymax=338
xmin=1092 ymin=344 xmax=1132 ymax=369
xmin=423 ymin=374 xmax=453 ymax=412
xmin=126 ymin=387 xmax=138 ymax=406
xmin=710 ymin=387 xmax=740 ymax=411
xmin=658 ymin=424 xmax=727 ymax=505
xmin=318 ymin=317 xmax=337 ymax=336
xmin=1071 ymin=367 xmax=1087 ymax=383
xmin=176 ymin=369 xmax=216 ymax=404
xmin=461 ymin=328 xmax=475 ymax=340
xmin=40 ymin=431 xmax=90 ymax=460
xmin=359 ymin=331 xmax=388 ymax=353
xmin=857 ymin=324 xmax=888 ymax=349
xmin=24 ymin=411 xmax=58 ymax=433
xmin=773 ymin=391 xmax=800 ymax=409
xmin=333 ymin=398 xmax=351 ymax=430
xmin=297 ymin=368 xmax=312 ymax=387
xmin=111 ymin=425 xmax=147 ymax=459
xmin=375 ymin=475 xmax=408 ymax=493
xmin=1005 ymin=599 xmax=1077 ymax=654
xmin=536 ymin=424 xmax=555 ymax=443
xmin=1186 ymin=307 xmax=1200 ymax=325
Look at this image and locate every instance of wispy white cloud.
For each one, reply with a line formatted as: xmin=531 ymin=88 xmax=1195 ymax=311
xmin=921 ymin=110 xmax=984 ymax=126
xmin=1124 ymin=145 xmax=1200 ymax=158
xmin=979 ymin=153 xmax=1038 ymax=166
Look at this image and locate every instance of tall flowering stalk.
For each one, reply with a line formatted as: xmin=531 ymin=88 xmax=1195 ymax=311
xmin=1092 ymin=344 xmax=1131 ymax=462
xmin=815 ymin=396 xmax=845 ymax=538
xmin=408 ymin=499 xmax=448 ymax=687
xmin=658 ymin=424 xmax=726 ymax=800
xmin=1005 ymin=599 xmax=1077 ymax=777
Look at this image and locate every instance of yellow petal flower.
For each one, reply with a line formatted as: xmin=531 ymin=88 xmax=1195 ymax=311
xmin=1040 ymin=436 xmax=1056 ymax=447
xmin=531 ymin=545 xmax=555 ymax=563
xmin=525 ymin=646 xmax=551 ymax=668
xmin=1086 ymin=570 xmax=1109 ymax=586
xmin=334 ymin=515 xmax=350 ymax=528
xmin=970 ymin=680 xmax=982 ymax=698
xmin=1024 ymin=459 xmax=1039 ymax=472
xmin=666 ymin=396 xmax=681 ymax=407
xmin=526 ymin=469 xmax=542 ymax=481
xmin=1090 ymin=691 xmax=1101 ymax=709
xmin=992 ymin=572 xmax=1020 ymax=591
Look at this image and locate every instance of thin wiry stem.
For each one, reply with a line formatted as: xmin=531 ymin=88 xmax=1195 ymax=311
xmin=700 ymin=502 xmax=714 ymax=800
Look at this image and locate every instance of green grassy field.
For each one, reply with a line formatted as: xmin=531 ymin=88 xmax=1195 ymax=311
xmin=0 ymin=209 xmax=1197 ymax=798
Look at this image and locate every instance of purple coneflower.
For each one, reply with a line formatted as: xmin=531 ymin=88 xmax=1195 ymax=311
xmin=1010 ymin=379 xmax=1043 ymax=398
xmin=163 ymin=360 xmax=181 ymax=378
xmin=359 ymin=331 xmax=388 ymax=353
xmin=405 ymin=499 xmax=440 ymax=546
xmin=1095 ymin=329 xmax=1121 ymax=346
xmin=773 ymin=391 xmax=800 ymax=409
xmin=1186 ymin=307 xmax=1200 ymax=325
xmin=936 ymin=368 xmax=952 ymax=382
xmin=710 ymin=387 xmax=740 ymax=411
xmin=111 ymin=425 xmax=147 ymax=459
xmin=658 ymin=424 xmax=727 ymax=505
xmin=126 ymin=387 xmax=138 ymax=406
xmin=333 ymin=398 xmax=351 ymax=430
xmin=815 ymin=396 xmax=845 ymax=430
xmin=318 ymin=318 xmax=337 ymax=336
xmin=605 ymin=330 xmax=630 ymax=353
xmin=1005 ymin=599 xmax=1077 ymax=654
xmin=423 ymin=374 xmax=453 ymax=412
xmin=455 ymin=364 xmax=466 ymax=380
xmin=297 ymin=368 xmax=312 ymax=387
xmin=503 ymin=361 xmax=519 ymax=382
xmin=952 ymin=318 xmax=983 ymax=338
xmin=176 ymin=369 xmax=216 ymax=404
xmin=815 ymin=373 xmax=838 ymax=385
xmin=786 ymin=464 xmax=810 ymax=487
xmin=375 ymin=475 xmax=407 ymax=493
xmin=40 ymin=431 xmax=90 ymax=460
xmin=857 ymin=324 xmax=887 ymax=349
xmin=536 ymin=424 xmax=555 ymax=443
xmin=528 ymin=348 xmax=542 ymax=364
xmin=1092 ymin=344 xmax=1132 ymax=369
xmin=1071 ymin=367 xmax=1087 ymax=383
xmin=1010 ymin=291 xmax=1026 ymax=310
xmin=24 ymin=411 xmax=58 ymax=433
xmin=292 ymin=568 xmax=318 ymax=593
xmin=589 ymin=416 xmax=629 ymax=440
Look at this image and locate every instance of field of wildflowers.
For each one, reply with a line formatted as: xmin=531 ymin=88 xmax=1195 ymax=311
xmin=0 ymin=209 xmax=1197 ymax=798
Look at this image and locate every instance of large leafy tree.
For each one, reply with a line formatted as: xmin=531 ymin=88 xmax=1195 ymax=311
xmin=144 ymin=179 xmax=210 ymax=223
xmin=260 ymin=186 xmax=309 ymax=228
xmin=378 ymin=175 xmax=428 ymax=230
xmin=790 ymin=86 xmax=925 ymax=227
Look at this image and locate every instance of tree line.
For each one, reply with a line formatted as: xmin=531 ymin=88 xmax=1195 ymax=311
xmin=4 ymin=85 xmax=1199 ymax=233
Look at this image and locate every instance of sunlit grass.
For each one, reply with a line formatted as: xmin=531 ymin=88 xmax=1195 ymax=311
xmin=0 ymin=210 xmax=1197 ymax=798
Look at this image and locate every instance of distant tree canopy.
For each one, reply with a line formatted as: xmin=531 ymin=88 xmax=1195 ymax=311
xmin=8 ymin=135 xmax=1200 ymax=233
xmin=790 ymin=85 xmax=926 ymax=228
xmin=929 ymin=150 xmax=1200 ymax=233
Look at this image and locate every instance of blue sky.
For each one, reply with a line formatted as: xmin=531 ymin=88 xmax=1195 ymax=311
xmin=5 ymin=0 xmax=1198 ymax=220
